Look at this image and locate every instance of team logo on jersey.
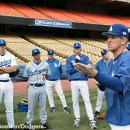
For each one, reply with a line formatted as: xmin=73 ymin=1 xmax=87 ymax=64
xmin=29 ymin=69 xmax=47 ymax=76
xmin=123 ymin=31 xmax=126 ymax=36
xmin=54 ymin=63 xmax=58 ymax=67
xmin=111 ymin=71 xmax=115 ymax=77
xmin=0 ymin=59 xmax=11 ymax=67
xmin=109 ymin=26 xmax=112 ymax=32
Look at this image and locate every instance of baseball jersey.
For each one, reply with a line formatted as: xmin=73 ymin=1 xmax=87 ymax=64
xmin=23 ymin=60 xmax=51 ymax=83
xmin=46 ymin=58 xmax=62 ymax=80
xmin=0 ymin=51 xmax=17 ymax=80
xmin=95 ymin=51 xmax=130 ymax=125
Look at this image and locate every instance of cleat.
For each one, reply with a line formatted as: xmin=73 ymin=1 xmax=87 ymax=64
xmin=50 ymin=107 xmax=55 ymax=113
xmin=90 ymin=120 xmax=97 ymax=129
xmin=64 ymin=107 xmax=71 ymax=113
xmin=40 ymin=123 xmax=52 ymax=130
xmin=73 ymin=119 xmax=80 ymax=127
xmin=94 ymin=111 xmax=100 ymax=117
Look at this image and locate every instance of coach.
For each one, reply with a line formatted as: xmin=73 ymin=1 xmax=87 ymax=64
xmin=73 ymin=24 xmax=130 ymax=130
xmin=66 ymin=42 xmax=97 ymax=129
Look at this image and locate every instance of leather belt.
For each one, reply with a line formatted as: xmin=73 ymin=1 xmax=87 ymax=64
xmin=0 ymin=80 xmax=9 ymax=82
xmin=30 ymin=83 xmax=45 ymax=87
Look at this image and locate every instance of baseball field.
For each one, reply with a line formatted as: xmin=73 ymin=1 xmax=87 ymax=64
xmin=0 ymin=80 xmax=110 ymax=130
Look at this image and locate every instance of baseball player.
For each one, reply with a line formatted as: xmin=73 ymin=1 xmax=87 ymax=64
xmin=66 ymin=43 xmax=97 ymax=129
xmin=126 ymin=43 xmax=130 ymax=51
xmin=95 ymin=49 xmax=113 ymax=117
xmin=45 ymin=50 xmax=71 ymax=113
xmin=0 ymin=39 xmax=17 ymax=130
xmin=23 ymin=49 xmax=51 ymax=130
xmin=73 ymin=24 xmax=130 ymax=130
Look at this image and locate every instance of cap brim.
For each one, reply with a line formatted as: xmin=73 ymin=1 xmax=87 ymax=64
xmin=101 ymin=53 xmax=107 ymax=55
xmin=102 ymin=32 xmax=122 ymax=37
xmin=32 ymin=52 xmax=40 ymax=56
xmin=0 ymin=43 xmax=6 ymax=45
xmin=74 ymin=47 xmax=81 ymax=49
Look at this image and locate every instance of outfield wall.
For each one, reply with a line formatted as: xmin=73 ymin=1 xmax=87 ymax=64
xmin=13 ymin=64 xmax=68 ymax=81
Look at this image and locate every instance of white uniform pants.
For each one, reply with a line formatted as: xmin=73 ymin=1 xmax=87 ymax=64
xmin=0 ymin=81 xmax=14 ymax=128
xmin=45 ymin=80 xmax=67 ymax=108
xmin=95 ymin=88 xmax=104 ymax=112
xmin=26 ymin=85 xmax=47 ymax=124
xmin=70 ymin=81 xmax=94 ymax=120
xmin=110 ymin=123 xmax=130 ymax=130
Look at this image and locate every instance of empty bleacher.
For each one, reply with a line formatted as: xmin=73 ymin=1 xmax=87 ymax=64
xmin=0 ymin=2 xmax=25 ymax=17
xmin=0 ymin=2 xmax=130 ymax=26
xmin=114 ymin=15 xmax=130 ymax=23
xmin=0 ymin=34 xmax=113 ymax=64
xmin=25 ymin=35 xmax=72 ymax=58
xmin=0 ymin=35 xmax=66 ymax=64
xmin=25 ymin=35 xmax=113 ymax=63
xmin=32 ymin=6 xmax=95 ymax=24
xmin=71 ymin=11 xmax=130 ymax=26
xmin=8 ymin=3 xmax=51 ymax=19
xmin=32 ymin=7 xmax=77 ymax=22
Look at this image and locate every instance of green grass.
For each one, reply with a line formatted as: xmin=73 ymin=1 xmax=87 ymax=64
xmin=0 ymin=89 xmax=110 ymax=130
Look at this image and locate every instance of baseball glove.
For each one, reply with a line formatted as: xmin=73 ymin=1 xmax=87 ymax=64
xmin=97 ymin=113 xmax=105 ymax=120
xmin=9 ymin=69 xmax=19 ymax=78
xmin=97 ymin=84 xmax=105 ymax=91
xmin=21 ymin=99 xmax=28 ymax=105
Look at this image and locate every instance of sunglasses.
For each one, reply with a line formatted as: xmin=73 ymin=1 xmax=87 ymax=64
xmin=0 ymin=44 xmax=6 ymax=47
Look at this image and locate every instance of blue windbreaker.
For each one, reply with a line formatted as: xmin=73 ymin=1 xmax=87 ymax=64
xmin=46 ymin=58 xmax=62 ymax=80
xmin=66 ymin=54 xmax=89 ymax=81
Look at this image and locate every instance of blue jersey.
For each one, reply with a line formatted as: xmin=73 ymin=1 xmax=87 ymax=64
xmin=66 ymin=54 xmax=89 ymax=81
xmin=104 ymin=51 xmax=130 ymax=125
xmin=95 ymin=59 xmax=113 ymax=73
xmin=46 ymin=58 xmax=62 ymax=80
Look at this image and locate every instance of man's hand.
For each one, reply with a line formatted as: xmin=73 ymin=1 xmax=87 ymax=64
xmin=94 ymin=80 xmax=99 ymax=85
xmin=42 ymin=74 xmax=48 ymax=79
xmin=75 ymin=55 xmax=81 ymax=61
xmin=72 ymin=61 xmax=98 ymax=77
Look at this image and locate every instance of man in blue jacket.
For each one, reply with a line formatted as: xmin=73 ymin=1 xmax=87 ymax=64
xmin=66 ymin=43 xmax=97 ymax=129
xmin=73 ymin=24 xmax=130 ymax=130
xmin=95 ymin=49 xmax=113 ymax=117
xmin=46 ymin=50 xmax=71 ymax=113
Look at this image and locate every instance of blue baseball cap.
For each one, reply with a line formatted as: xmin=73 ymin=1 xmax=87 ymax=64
xmin=32 ymin=49 xmax=40 ymax=56
xmin=73 ymin=42 xmax=81 ymax=48
xmin=48 ymin=50 xmax=54 ymax=55
xmin=102 ymin=24 xmax=129 ymax=38
xmin=126 ymin=44 xmax=130 ymax=50
xmin=101 ymin=49 xmax=108 ymax=55
xmin=0 ymin=39 xmax=6 ymax=45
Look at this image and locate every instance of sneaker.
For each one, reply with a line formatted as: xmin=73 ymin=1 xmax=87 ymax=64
xmin=64 ymin=107 xmax=71 ymax=113
xmin=41 ymin=123 xmax=51 ymax=129
xmin=90 ymin=120 xmax=97 ymax=129
xmin=73 ymin=119 xmax=80 ymax=127
xmin=50 ymin=107 xmax=55 ymax=112
xmin=94 ymin=111 xmax=100 ymax=117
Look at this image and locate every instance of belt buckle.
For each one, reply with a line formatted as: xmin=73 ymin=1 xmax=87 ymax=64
xmin=35 ymin=83 xmax=38 ymax=87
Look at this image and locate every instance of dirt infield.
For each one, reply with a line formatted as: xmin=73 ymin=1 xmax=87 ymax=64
xmin=13 ymin=78 xmax=97 ymax=95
